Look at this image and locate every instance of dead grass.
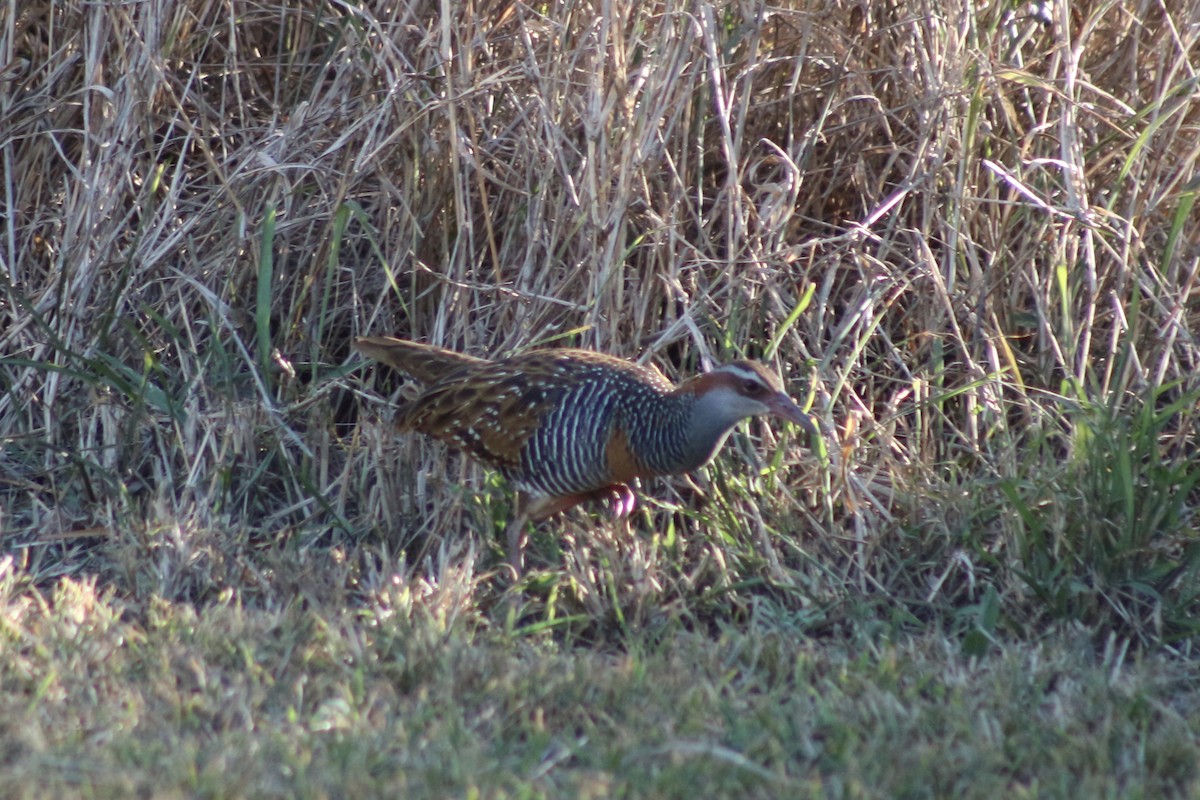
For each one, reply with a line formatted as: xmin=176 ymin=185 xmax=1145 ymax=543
xmin=1 ymin=0 xmax=1199 ymax=795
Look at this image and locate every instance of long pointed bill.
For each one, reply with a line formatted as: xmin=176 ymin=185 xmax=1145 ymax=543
xmin=766 ymin=393 xmax=820 ymax=438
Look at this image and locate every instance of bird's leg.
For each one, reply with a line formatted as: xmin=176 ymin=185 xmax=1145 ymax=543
xmin=505 ymin=497 xmax=532 ymax=578
xmin=507 ymin=491 xmax=573 ymax=577
xmin=510 ymin=488 xmax=639 ymax=574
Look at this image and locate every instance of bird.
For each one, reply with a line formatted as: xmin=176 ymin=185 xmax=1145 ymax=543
xmin=354 ymin=336 xmax=817 ymax=574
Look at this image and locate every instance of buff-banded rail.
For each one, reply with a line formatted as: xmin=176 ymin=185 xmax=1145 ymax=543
xmin=355 ymin=336 xmax=818 ymax=574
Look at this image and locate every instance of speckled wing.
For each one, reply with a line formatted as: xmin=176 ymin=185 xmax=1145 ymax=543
xmin=396 ymin=357 xmax=572 ymax=473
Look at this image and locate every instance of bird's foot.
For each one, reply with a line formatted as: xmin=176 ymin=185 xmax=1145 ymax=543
xmin=602 ymin=484 xmax=638 ymax=519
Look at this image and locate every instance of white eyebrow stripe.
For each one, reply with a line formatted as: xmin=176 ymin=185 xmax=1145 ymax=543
xmin=712 ymin=364 xmax=766 ymax=383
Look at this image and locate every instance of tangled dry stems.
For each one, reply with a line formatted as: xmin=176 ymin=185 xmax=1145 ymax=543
xmin=2 ymin=0 xmax=1198 ymax=644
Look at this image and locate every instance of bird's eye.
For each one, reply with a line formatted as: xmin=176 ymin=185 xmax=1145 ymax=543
xmin=742 ymin=379 xmax=763 ymax=395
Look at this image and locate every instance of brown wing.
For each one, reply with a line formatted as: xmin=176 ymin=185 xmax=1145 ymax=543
xmin=397 ymin=359 xmax=571 ymax=473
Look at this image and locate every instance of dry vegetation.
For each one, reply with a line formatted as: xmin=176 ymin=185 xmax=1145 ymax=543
xmin=2 ymin=0 xmax=1199 ymax=796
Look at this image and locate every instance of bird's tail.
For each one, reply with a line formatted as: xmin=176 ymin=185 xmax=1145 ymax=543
xmin=354 ymin=336 xmax=485 ymax=384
